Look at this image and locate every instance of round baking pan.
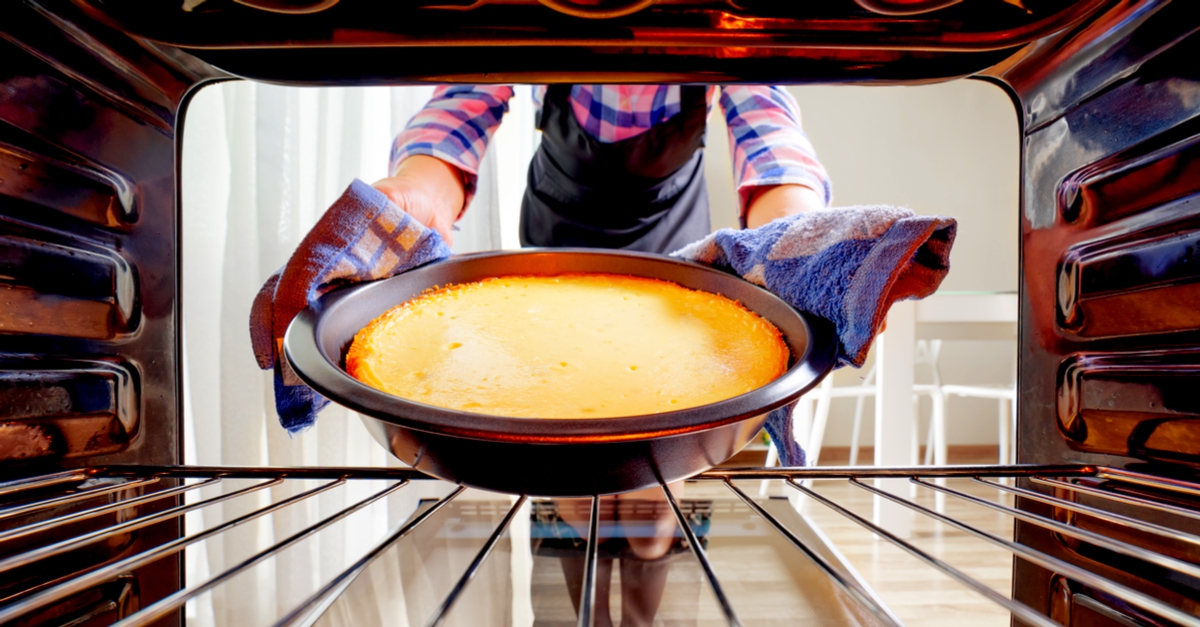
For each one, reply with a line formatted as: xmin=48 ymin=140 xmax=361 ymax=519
xmin=285 ymin=249 xmax=837 ymax=496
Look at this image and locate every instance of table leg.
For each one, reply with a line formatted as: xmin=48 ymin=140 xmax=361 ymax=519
xmin=874 ymin=300 xmax=915 ymax=538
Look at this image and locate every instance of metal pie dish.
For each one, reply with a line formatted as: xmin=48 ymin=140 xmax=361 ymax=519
xmin=285 ymin=249 xmax=837 ymax=496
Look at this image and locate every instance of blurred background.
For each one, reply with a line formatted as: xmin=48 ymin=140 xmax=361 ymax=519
xmin=181 ymin=79 xmax=1018 ymax=469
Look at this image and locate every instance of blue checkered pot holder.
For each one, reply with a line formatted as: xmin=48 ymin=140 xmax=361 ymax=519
xmin=672 ymin=207 xmax=956 ymax=465
xmin=249 ymin=179 xmax=452 ymax=433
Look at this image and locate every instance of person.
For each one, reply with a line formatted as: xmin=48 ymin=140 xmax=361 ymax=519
xmin=370 ymin=84 xmax=830 ymax=625
xmin=372 ymin=85 xmax=830 ymax=253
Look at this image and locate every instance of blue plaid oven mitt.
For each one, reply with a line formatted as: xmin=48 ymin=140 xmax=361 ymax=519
xmin=672 ymin=206 xmax=956 ymax=465
xmin=249 ymin=179 xmax=452 ymax=433
xmin=251 ymin=181 xmax=956 ymax=467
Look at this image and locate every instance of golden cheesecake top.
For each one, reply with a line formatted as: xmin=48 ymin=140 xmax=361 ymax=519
xmin=346 ymin=274 xmax=789 ymax=418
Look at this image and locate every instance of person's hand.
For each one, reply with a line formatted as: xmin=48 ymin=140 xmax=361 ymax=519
xmin=372 ymin=155 xmax=466 ymax=246
xmin=249 ymin=178 xmax=453 ymax=432
xmin=744 ymin=184 xmax=825 ymax=229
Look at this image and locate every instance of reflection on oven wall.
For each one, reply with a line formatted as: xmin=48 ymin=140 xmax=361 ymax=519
xmin=995 ymin=0 xmax=1200 ymax=473
xmin=981 ymin=0 xmax=1200 ymax=622
xmin=3 ymin=0 xmax=1200 ymax=625
xmin=179 ymin=84 xmax=513 ymax=625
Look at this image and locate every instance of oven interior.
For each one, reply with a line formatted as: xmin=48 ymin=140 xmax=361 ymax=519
xmin=2 ymin=0 xmax=1200 ymax=625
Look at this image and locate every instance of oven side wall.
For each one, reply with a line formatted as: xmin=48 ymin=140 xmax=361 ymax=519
xmin=0 ymin=2 xmax=224 ymax=622
xmin=0 ymin=0 xmax=218 ymax=469
xmin=989 ymin=0 xmax=1200 ymax=623
xmin=999 ymin=0 xmax=1200 ymax=477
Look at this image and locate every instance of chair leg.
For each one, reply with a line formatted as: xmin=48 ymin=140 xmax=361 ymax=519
xmin=924 ymin=417 xmax=935 ymax=466
xmin=808 ymin=377 xmax=835 ymax=468
xmin=911 ymin=394 xmax=921 ymax=467
xmin=848 ymin=365 xmax=877 ymax=466
xmin=921 ymin=389 xmax=941 ymax=466
xmin=931 ymin=390 xmax=946 ymax=466
xmin=850 ymin=396 xmax=866 ymax=466
xmin=929 ymin=389 xmax=947 ymax=512
xmin=929 ymin=339 xmax=943 ymax=387
xmin=759 ymin=441 xmax=779 ymax=496
xmin=794 ymin=391 xmax=815 ymax=455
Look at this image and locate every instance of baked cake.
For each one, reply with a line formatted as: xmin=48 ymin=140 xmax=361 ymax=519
xmin=346 ymin=274 xmax=789 ymax=418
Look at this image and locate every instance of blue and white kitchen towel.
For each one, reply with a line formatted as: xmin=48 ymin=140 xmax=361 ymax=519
xmin=249 ymin=179 xmax=452 ymax=433
xmin=250 ymin=180 xmax=956 ymax=467
xmin=672 ymin=206 xmax=956 ymax=465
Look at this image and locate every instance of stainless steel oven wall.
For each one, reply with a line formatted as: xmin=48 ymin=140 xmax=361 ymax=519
xmin=986 ymin=0 xmax=1200 ymax=623
xmin=0 ymin=0 xmax=219 ymax=469
xmin=54 ymin=0 xmax=1096 ymax=86
xmin=0 ymin=4 xmax=220 ymax=622
xmin=993 ymin=0 xmax=1200 ymax=476
xmin=0 ymin=0 xmax=1103 ymax=470
xmin=7 ymin=0 xmax=1182 ymax=625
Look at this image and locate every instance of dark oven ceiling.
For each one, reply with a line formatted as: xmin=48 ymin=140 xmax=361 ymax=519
xmin=66 ymin=0 xmax=1110 ymax=84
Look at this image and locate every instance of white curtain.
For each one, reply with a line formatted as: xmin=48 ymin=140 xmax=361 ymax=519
xmin=180 ymin=82 xmax=537 ymax=625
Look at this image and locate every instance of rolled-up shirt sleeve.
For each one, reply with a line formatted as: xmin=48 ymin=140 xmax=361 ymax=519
xmin=389 ymin=85 xmax=514 ymax=210
xmin=719 ymin=86 xmax=832 ymax=214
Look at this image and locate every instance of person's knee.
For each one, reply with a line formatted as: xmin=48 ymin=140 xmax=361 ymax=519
xmin=626 ymin=531 xmax=675 ymax=560
xmin=617 ymin=490 xmax=680 ymax=560
xmin=558 ymin=496 xmax=612 ymax=539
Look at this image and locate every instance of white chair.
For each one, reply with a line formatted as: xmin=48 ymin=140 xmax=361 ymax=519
xmin=836 ymin=340 xmax=947 ymax=467
xmin=770 ymin=292 xmax=1020 ymax=496
xmin=939 ymin=382 xmax=1017 ymax=464
xmin=759 ymin=340 xmax=946 ymax=494
xmin=912 ymin=292 xmax=1019 ymax=468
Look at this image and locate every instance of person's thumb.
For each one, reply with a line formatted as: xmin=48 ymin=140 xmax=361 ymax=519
xmin=373 ymin=179 xmax=453 ymax=246
xmin=431 ymin=212 xmax=455 ymax=247
xmin=373 ymin=182 xmax=407 ymax=213
xmin=249 ymin=270 xmax=282 ymax=369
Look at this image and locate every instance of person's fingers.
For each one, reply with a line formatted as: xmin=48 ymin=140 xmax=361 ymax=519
xmin=249 ymin=270 xmax=282 ymax=368
xmin=371 ymin=178 xmax=406 ymax=209
xmin=372 ymin=178 xmax=426 ymax=219
xmin=431 ymin=213 xmax=455 ymax=247
xmin=373 ymin=177 xmax=453 ymax=245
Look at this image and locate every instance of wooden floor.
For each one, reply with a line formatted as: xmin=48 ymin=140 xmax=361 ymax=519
xmin=690 ymin=446 xmax=1018 ymax=627
xmin=518 ymin=445 xmax=1017 ymax=626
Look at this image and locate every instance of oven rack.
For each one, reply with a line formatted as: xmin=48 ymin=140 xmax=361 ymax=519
xmin=0 ymin=464 xmax=1197 ymax=627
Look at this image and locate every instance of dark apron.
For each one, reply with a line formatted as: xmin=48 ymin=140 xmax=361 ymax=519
xmin=520 ymin=85 xmax=711 ymax=254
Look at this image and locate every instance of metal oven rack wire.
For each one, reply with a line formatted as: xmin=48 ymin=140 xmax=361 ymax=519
xmin=0 ymin=464 xmax=1197 ymax=627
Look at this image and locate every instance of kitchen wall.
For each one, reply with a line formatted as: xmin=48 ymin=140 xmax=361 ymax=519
xmin=705 ymin=79 xmax=1020 ymax=448
xmin=186 ymin=80 xmax=1019 ymax=459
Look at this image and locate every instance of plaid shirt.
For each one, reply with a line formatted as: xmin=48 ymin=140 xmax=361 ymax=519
xmin=391 ymin=85 xmax=831 ymax=215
